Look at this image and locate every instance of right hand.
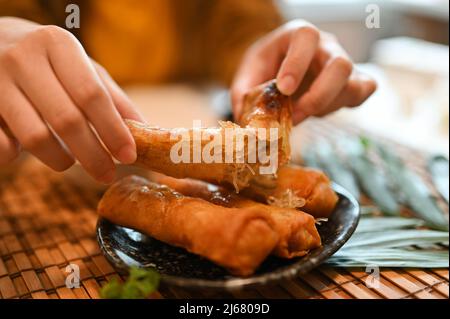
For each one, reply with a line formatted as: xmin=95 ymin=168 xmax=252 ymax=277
xmin=0 ymin=17 xmax=145 ymax=183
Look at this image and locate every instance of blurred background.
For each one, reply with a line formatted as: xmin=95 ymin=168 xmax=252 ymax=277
xmin=279 ymin=0 xmax=449 ymax=156
xmin=1 ymin=0 xmax=448 ymax=156
xmin=124 ymin=0 xmax=450 ymax=156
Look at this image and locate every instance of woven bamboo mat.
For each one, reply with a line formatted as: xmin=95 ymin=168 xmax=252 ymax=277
xmin=0 ymin=119 xmax=448 ymax=299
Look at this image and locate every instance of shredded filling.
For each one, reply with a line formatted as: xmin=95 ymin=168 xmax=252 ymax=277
xmin=267 ymin=189 xmax=306 ymax=208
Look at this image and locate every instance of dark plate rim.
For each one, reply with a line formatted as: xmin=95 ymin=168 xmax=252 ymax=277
xmin=96 ymin=183 xmax=360 ymax=290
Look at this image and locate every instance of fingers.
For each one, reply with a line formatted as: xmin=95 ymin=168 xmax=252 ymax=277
xmin=93 ymin=62 xmax=146 ymax=123
xmin=334 ymin=72 xmax=377 ymax=108
xmin=315 ymin=71 xmax=377 ymax=117
xmin=0 ymin=82 xmax=75 ymax=171
xmin=12 ymin=54 xmax=116 ymax=183
xmin=231 ymin=20 xmax=377 ymax=125
xmin=231 ymin=24 xmax=296 ymax=119
xmin=231 ymin=47 xmax=279 ymax=120
xmin=293 ymin=56 xmax=353 ymax=124
xmin=276 ymin=24 xmax=320 ymax=95
xmin=326 ymin=73 xmax=377 ymax=116
xmin=231 ymin=20 xmax=321 ymax=119
xmin=42 ymin=26 xmax=137 ymax=164
xmin=0 ymin=127 xmax=20 ymax=165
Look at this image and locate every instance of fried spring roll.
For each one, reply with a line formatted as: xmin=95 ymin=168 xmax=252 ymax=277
xmin=236 ymin=80 xmax=292 ymax=165
xmin=245 ymin=165 xmax=339 ymax=218
xmin=126 ymin=121 xmax=267 ymax=191
xmin=126 ymin=80 xmax=292 ymax=192
xmin=155 ymin=174 xmax=322 ymax=258
xmin=97 ymin=175 xmax=279 ymax=276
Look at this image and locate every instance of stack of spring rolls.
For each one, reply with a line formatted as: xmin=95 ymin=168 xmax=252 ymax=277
xmin=97 ymin=80 xmax=339 ymax=276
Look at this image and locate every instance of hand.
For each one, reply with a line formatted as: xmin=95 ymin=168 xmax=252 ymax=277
xmin=231 ymin=20 xmax=377 ymax=124
xmin=0 ymin=17 xmax=145 ymax=183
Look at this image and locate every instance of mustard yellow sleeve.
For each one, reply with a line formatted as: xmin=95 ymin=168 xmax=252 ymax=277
xmin=0 ymin=0 xmax=52 ymax=24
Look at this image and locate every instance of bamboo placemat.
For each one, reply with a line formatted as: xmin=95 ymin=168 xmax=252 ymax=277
xmin=0 ymin=119 xmax=448 ymax=299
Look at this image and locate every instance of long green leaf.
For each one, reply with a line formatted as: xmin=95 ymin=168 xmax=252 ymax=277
xmin=375 ymin=143 xmax=449 ymax=231
xmin=342 ymin=229 xmax=448 ymax=249
xmin=355 ymin=217 xmax=424 ymax=233
xmin=327 ymin=248 xmax=449 ymax=268
xmin=340 ymin=139 xmax=400 ymax=215
xmin=303 ymin=139 xmax=448 ymax=268
xmin=328 ymin=215 xmax=448 ymax=268
xmin=360 ymin=206 xmax=380 ymax=215
xmin=428 ymin=155 xmax=449 ymax=203
xmin=314 ymin=141 xmax=361 ymax=199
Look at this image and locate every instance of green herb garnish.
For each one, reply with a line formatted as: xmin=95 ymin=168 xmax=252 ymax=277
xmin=100 ymin=267 xmax=160 ymax=299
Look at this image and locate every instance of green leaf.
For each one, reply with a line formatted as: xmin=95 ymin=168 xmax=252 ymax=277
xmin=428 ymin=155 xmax=449 ymax=203
xmin=314 ymin=141 xmax=361 ymax=199
xmin=343 ymin=229 xmax=448 ymax=249
xmin=375 ymin=142 xmax=449 ymax=231
xmin=99 ymin=278 xmax=123 ymax=299
xmin=121 ymin=282 xmax=147 ymax=299
xmin=100 ymin=267 xmax=160 ymax=299
xmin=359 ymin=136 xmax=371 ymax=150
xmin=360 ymin=206 xmax=380 ymax=215
xmin=328 ymin=214 xmax=448 ymax=268
xmin=327 ymin=248 xmax=449 ymax=268
xmin=340 ymin=138 xmax=400 ymax=215
xmin=355 ymin=217 xmax=424 ymax=233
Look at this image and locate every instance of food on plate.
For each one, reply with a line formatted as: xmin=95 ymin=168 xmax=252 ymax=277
xmin=244 ymin=165 xmax=339 ymax=218
xmin=155 ymin=174 xmax=322 ymax=258
xmin=97 ymin=80 xmax=339 ymax=277
xmin=97 ymin=175 xmax=279 ymax=276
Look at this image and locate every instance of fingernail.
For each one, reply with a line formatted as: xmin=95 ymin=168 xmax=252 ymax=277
xmin=99 ymin=169 xmax=116 ymax=184
xmin=117 ymin=144 xmax=137 ymax=164
xmin=277 ymin=75 xmax=297 ymax=95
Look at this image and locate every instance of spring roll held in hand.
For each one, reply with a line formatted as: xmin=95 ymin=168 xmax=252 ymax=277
xmin=233 ymin=81 xmax=336 ymax=216
xmin=156 ymin=175 xmax=322 ymax=258
xmin=126 ymin=80 xmax=292 ymax=191
xmin=97 ymin=175 xmax=279 ymax=276
xmin=126 ymin=121 xmax=266 ymax=191
xmin=236 ymin=80 xmax=292 ymax=165
xmin=246 ymin=165 xmax=339 ymax=218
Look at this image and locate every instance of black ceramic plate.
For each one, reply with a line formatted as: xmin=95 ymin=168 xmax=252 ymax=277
xmin=96 ymin=183 xmax=359 ymax=290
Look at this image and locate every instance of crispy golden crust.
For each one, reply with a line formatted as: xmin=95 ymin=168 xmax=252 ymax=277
xmin=245 ymin=165 xmax=339 ymax=218
xmin=126 ymin=121 xmax=259 ymax=191
xmin=97 ymin=175 xmax=279 ymax=276
xmin=126 ymin=80 xmax=292 ymax=192
xmin=237 ymin=80 xmax=292 ymax=166
xmin=155 ymin=174 xmax=322 ymax=258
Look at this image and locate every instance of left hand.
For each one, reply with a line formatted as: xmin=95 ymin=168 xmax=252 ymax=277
xmin=231 ymin=20 xmax=377 ymax=124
